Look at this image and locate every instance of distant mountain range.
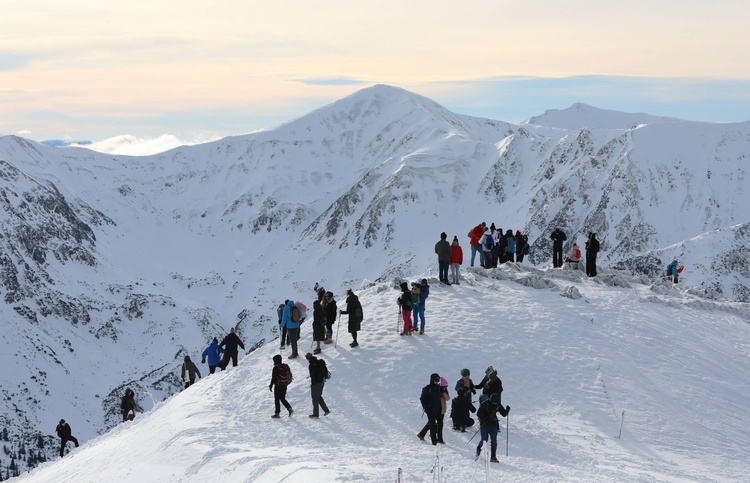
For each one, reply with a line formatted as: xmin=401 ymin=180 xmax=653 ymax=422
xmin=0 ymin=84 xmax=748 ymax=475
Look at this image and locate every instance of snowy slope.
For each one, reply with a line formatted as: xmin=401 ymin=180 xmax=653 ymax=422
xmin=1 ymin=84 xmax=749 ymax=476
xmin=17 ymin=267 xmax=750 ymax=482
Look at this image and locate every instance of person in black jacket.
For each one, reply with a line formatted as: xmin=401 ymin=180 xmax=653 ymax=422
xmin=585 ymin=232 xmax=600 ymax=277
xmin=269 ymin=354 xmax=293 ymax=418
xmin=218 ymin=327 xmax=245 ymax=369
xmin=322 ymin=292 xmax=337 ymax=344
xmin=312 ymin=289 xmax=326 ymax=354
xmin=475 ymin=366 xmax=504 ymax=405
xmin=305 ymin=352 xmax=330 ymax=418
xmin=450 ymin=387 xmax=476 ymax=431
xmin=55 ymin=419 xmax=79 ymax=457
xmin=339 ymin=289 xmax=363 ymax=347
xmin=475 ymin=394 xmax=510 ymax=463
xmin=180 ymin=355 xmax=202 ymax=389
xmin=418 ymin=373 xmax=443 ymax=445
xmin=551 ymin=228 xmax=567 ymax=268
xmin=120 ymin=388 xmax=142 ymax=422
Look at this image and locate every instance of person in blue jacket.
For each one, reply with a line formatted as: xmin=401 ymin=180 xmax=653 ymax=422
xmin=281 ymin=299 xmax=302 ymax=359
xmin=667 ymin=258 xmax=680 ymax=283
xmin=201 ymin=338 xmax=225 ymax=374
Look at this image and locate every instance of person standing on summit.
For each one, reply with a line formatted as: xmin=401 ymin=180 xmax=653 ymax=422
xmin=435 ymin=232 xmax=451 ymax=285
xmin=55 ymin=419 xmax=79 ymax=457
xmin=550 ymin=228 xmax=567 ymax=268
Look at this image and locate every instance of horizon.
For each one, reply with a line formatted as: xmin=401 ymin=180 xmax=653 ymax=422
xmin=2 ymin=1 xmax=750 ymax=155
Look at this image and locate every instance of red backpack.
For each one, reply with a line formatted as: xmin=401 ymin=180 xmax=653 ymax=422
xmin=277 ymin=363 xmax=293 ymax=385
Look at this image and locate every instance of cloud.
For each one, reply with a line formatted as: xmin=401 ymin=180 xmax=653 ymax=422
xmin=75 ymin=133 xmax=222 ymax=156
xmin=292 ymin=77 xmax=369 ymax=86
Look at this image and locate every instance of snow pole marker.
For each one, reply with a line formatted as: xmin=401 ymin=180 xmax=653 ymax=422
xmin=506 ymin=414 xmax=509 ymax=457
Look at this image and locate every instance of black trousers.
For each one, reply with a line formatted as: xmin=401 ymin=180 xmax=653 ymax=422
xmin=586 ymin=254 xmax=597 ymax=276
xmin=219 ymin=351 xmax=238 ymax=369
xmin=59 ymin=436 xmax=78 ymax=457
xmin=553 ymin=247 xmax=563 ymax=268
xmin=274 ymin=384 xmax=292 ymax=414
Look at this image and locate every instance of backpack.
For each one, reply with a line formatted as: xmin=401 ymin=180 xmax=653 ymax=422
xmin=295 ymin=301 xmax=308 ymax=321
xmin=277 ymin=363 xmax=293 ymax=385
xmin=522 ymin=243 xmax=530 ymax=256
xmin=316 ymin=359 xmax=331 ymax=381
xmin=290 ymin=305 xmax=301 ymax=322
xmin=484 ymin=233 xmax=494 ymax=250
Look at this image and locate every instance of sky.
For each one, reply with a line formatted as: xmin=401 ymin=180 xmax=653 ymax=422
xmin=2 ymin=0 xmax=750 ymax=154
xmin=16 ymin=267 xmax=750 ymax=482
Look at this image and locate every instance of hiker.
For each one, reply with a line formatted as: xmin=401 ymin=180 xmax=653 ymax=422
xmin=418 ymin=373 xmax=443 ymax=445
xmin=551 ymin=228 xmax=567 ymax=268
xmin=435 ymin=232 xmax=451 ymax=284
xmin=281 ymin=300 xmax=301 ymax=359
xmin=667 ymin=258 xmax=680 ymax=283
xmin=504 ymin=229 xmax=516 ymax=263
xmin=450 ymin=388 xmax=476 ymax=432
xmin=475 ymin=366 xmax=504 ymax=404
xmin=454 ymin=368 xmax=476 ymax=399
xmin=339 ymin=288 xmax=363 ymax=347
xmin=55 ymin=419 xmax=79 ymax=457
xmin=277 ymin=303 xmax=290 ymax=350
xmin=413 ymin=279 xmax=430 ymax=334
xmin=304 ymin=352 xmax=330 ymax=418
xmin=565 ymin=242 xmax=582 ymax=270
xmin=515 ymin=230 xmax=528 ymax=263
xmin=269 ymin=354 xmax=294 ymax=418
xmin=481 ymin=226 xmax=494 ymax=268
xmin=180 ymin=355 xmax=202 ymax=389
xmin=397 ymin=281 xmax=413 ymax=336
xmin=585 ymin=232 xmax=600 ymax=277
xmin=490 ymin=224 xmax=501 ymax=268
xmin=218 ymin=327 xmax=245 ymax=368
xmin=120 ymin=388 xmax=142 ymax=422
xmin=322 ymin=291 xmax=337 ymax=344
xmin=468 ymin=222 xmax=486 ymax=267
xmin=201 ymin=338 xmax=225 ymax=374
xmin=475 ymin=394 xmax=510 ymax=463
xmin=449 ymin=236 xmax=463 ymax=284
xmin=312 ymin=289 xmax=326 ymax=354
xmin=410 ymin=282 xmax=422 ymax=333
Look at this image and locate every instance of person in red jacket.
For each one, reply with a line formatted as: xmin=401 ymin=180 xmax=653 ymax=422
xmin=468 ymin=222 xmax=486 ymax=267
xmin=449 ymin=236 xmax=464 ymax=284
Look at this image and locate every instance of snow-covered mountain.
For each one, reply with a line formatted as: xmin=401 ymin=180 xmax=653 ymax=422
xmin=0 ymin=84 xmax=748 ymax=477
xmin=15 ymin=269 xmax=750 ymax=482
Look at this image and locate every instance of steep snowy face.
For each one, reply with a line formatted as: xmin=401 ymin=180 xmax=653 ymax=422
xmin=0 ymin=84 xmax=749 ymax=476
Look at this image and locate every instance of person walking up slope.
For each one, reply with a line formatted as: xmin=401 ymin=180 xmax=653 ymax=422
xmin=269 ymin=354 xmax=294 ymax=418
xmin=120 ymin=388 xmax=142 ymax=422
xmin=339 ymin=288 xmax=363 ymax=347
xmin=323 ymin=291 xmax=337 ymax=344
xmin=201 ymin=338 xmax=225 ymax=374
xmin=180 ymin=355 xmax=202 ymax=389
xmin=305 ymin=352 xmax=330 ymax=418
xmin=418 ymin=373 xmax=443 ymax=445
xmin=475 ymin=394 xmax=510 ymax=463
xmin=55 ymin=419 xmax=79 ymax=457
xmin=218 ymin=327 xmax=246 ymax=368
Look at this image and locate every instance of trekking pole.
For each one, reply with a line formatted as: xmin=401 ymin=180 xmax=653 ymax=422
xmin=618 ymin=410 xmax=625 ymax=439
xmin=506 ymin=415 xmax=509 ymax=457
xmin=468 ymin=427 xmax=480 ymax=443
xmin=334 ymin=311 xmax=341 ymax=348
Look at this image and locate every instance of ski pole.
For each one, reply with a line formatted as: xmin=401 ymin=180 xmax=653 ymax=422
xmin=468 ymin=427 xmax=480 ymax=443
xmin=618 ymin=410 xmax=625 ymax=439
xmin=334 ymin=311 xmax=340 ymax=348
xmin=506 ymin=414 xmax=509 ymax=457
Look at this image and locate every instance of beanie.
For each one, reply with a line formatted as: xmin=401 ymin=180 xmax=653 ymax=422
xmin=460 ymin=368 xmax=470 ymax=377
xmin=272 ymin=355 xmax=282 ymax=364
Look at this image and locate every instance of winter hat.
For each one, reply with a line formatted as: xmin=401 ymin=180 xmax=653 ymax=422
xmin=439 ymin=376 xmax=448 ymax=387
xmin=489 ymin=370 xmax=498 ymax=381
xmin=453 ymin=236 xmax=458 ymax=242
xmin=479 ymin=395 xmax=489 ymax=404
xmin=457 ymin=387 xmax=466 ymax=397
xmin=460 ymin=368 xmax=470 ymax=377
xmin=230 ymin=327 xmax=235 ymax=333
xmin=490 ymin=223 xmax=496 ymax=230
xmin=430 ymin=373 xmax=440 ymax=383
xmin=59 ymin=419 xmax=65 ymax=424
xmin=440 ymin=232 xmax=447 ymax=239
xmin=184 ymin=355 xmax=190 ymax=362
xmin=485 ymin=365 xmax=494 ymax=375
xmin=272 ymin=355 xmax=282 ymax=364
xmin=212 ymin=337 xmax=218 ymax=343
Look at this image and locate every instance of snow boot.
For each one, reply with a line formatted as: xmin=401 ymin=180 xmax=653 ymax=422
xmin=313 ymin=348 xmax=321 ymax=354
xmin=476 ymin=445 xmax=482 ymax=457
xmin=271 ymin=413 xmax=280 ymax=419
xmin=490 ymin=445 xmax=499 ymax=463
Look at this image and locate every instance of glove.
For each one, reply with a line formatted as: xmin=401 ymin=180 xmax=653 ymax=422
xmin=269 ymin=385 xmax=273 ymax=392
xmin=506 ymin=405 xmax=511 ymax=414
xmin=201 ymin=359 xmax=205 ymax=364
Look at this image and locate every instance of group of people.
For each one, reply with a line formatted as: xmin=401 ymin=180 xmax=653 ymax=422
xmin=419 ymin=366 xmax=510 ymax=463
xmin=467 ymin=223 xmax=529 ymax=270
xmin=552 ymin=228 xmax=600 ymax=277
xmin=268 ymin=348 xmax=332 ymax=419
xmin=397 ymin=279 xmax=430 ymax=335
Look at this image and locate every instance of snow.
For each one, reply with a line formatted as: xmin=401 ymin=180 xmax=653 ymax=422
xmin=18 ymin=266 xmax=750 ymax=482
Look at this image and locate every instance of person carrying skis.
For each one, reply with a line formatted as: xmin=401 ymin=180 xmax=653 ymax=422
xmin=201 ymin=337 xmax=225 ymax=374
xmin=218 ymin=326 xmax=246 ymax=368
xmin=180 ymin=355 xmax=202 ymax=389
xmin=55 ymin=419 xmax=79 ymax=457
xmin=269 ymin=354 xmax=293 ymax=418
xmin=475 ymin=393 xmax=510 ymax=462
xmin=120 ymin=388 xmax=142 ymax=422
xmin=418 ymin=373 xmax=443 ymax=445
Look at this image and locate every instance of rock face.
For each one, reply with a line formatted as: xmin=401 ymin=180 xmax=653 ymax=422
xmin=0 ymin=85 xmax=748 ymax=473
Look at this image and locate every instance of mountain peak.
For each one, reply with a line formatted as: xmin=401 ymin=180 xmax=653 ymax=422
xmin=523 ymin=102 xmax=680 ymax=130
